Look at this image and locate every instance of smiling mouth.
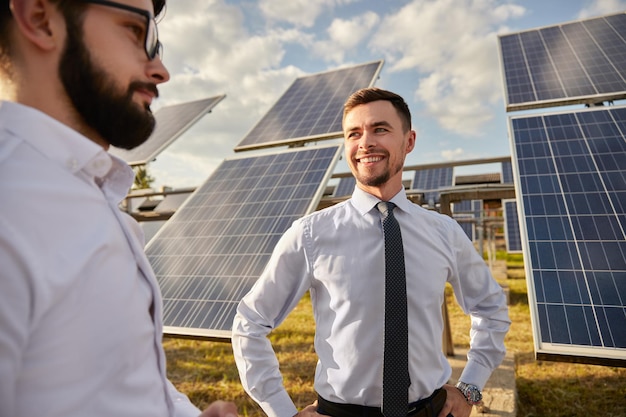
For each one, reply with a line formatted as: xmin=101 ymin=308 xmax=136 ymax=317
xmin=358 ymin=156 xmax=384 ymax=163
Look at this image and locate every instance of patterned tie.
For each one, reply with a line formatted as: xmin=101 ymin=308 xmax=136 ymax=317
xmin=377 ymin=201 xmax=409 ymax=417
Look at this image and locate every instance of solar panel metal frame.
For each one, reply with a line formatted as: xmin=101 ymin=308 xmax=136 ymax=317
xmin=509 ymin=105 xmax=626 ymax=366
xmin=110 ymin=95 xmax=226 ymax=166
xmin=233 ymin=60 xmax=384 ymax=152
xmin=145 ymin=144 xmax=344 ymax=340
xmin=498 ymin=12 xmax=626 ymax=112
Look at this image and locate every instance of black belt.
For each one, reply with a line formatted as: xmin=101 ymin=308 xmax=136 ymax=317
xmin=317 ymin=388 xmax=447 ymax=417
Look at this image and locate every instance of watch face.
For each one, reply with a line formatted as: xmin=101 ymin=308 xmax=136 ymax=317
xmin=468 ymin=386 xmax=482 ymax=403
xmin=457 ymin=382 xmax=482 ymax=404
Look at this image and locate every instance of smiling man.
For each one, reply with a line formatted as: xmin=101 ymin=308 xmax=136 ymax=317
xmin=0 ymin=1 xmax=236 ymax=417
xmin=232 ymin=87 xmax=511 ymax=417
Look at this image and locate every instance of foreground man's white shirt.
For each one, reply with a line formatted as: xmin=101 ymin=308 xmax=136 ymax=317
xmin=0 ymin=101 xmax=200 ymax=417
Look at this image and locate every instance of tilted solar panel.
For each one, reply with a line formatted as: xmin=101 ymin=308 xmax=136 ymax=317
xmin=509 ymin=105 xmax=626 ymax=365
xmin=145 ymin=145 xmax=343 ymax=339
xmin=412 ymin=167 xmax=454 ymax=206
xmin=503 ymin=199 xmax=522 ymax=253
xmin=110 ymin=95 xmax=226 ymax=165
xmin=334 ymin=176 xmax=356 ymax=197
xmin=501 ymin=160 xmax=514 ymax=183
xmin=234 ymin=61 xmax=383 ymax=152
xmin=499 ymin=12 xmax=626 ymax=111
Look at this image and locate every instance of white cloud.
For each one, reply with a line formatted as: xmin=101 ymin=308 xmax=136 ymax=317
xmin=368 ymin=0 xmax=526 ymax=136
xmin=312 ymin=12 xmax=380 ymax=63
xmin=578 ymin=0 xmax=626 ymax=18
xmin=258 ymin=0 xmax=359 ymax=28
xmin=440 ymin=147 xmax=466 ymax=160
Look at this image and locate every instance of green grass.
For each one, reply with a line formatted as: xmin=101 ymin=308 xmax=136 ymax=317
xmin=164 ymin=251 xmax=626 ymax=416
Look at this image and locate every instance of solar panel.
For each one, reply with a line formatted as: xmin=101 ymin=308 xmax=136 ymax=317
xmin=412 ymin=167 xmax=454 ymax=206
xmin=509 ymin=105 xmax=626 ymax=365
xmin=503 ymin=199 xmax=522 ymax=253
xmin=499 ymin=12 xmax=626 ymax=111
xmin=110 ymin=95 xmax=226 ymax=165
xmin=145 ymin=144 xmax=343 ymax=339
xmin=234 ymin=61 xmax=383 ymax=152
xmin=334 ymin=176 xmax=356 ymax=197
xmin=153 ymin=192 xmax=192 ymax=213
xmin=502 ymin=160 xmax=514 ymax=183
xmin=453 ymin=200 xmax=482 ymax=241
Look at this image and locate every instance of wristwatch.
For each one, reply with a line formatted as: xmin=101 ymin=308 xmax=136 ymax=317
xmin=455 ymin=381 xmax=482 ymax=405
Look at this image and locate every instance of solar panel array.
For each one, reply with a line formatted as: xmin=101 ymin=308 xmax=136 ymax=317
xmin=499 ymin=12 xmax=626 ymax=111
xmin=509 ymin=106 xmax=626 ymax=364
xmin=145 ymin=145 xmax=343 ymax=338
xmin=110 ymin=95 xmax=226 ymax=165
xmin=234 ymin=61 xmax=383 ymax=152
xmin=412 ymin=167 xmax=454 ymax=206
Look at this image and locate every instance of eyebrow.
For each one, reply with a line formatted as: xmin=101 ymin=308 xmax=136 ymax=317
xmin=344 ymin=120 xmax=393 ymax=133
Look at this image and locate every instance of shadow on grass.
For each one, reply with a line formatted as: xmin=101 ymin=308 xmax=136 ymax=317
xmin=514 ymin=350 xmax=626 ymax=417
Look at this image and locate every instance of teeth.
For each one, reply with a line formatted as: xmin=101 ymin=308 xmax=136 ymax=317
xmin=360 ymin=156 xmax=382 ymax=163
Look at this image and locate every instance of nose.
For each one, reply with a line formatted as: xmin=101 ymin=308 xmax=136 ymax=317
xmin=359 ymin=130 xmax=376 ymax=148
xmin=148 ymin=56 xmax=170 ymax=84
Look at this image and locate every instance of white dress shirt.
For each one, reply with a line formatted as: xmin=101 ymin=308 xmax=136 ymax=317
xmin=0 ymin=101 xmax=200 ymax=417
xmin=232 ymin=185 xmax=511 ymax=417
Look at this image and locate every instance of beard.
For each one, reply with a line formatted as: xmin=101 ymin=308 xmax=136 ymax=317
xmin=58 ymin=16 xmax=157 ymax=150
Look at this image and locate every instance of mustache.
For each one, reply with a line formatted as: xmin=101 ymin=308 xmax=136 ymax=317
xmin=355 ymin=149 xmax=388 ymax=159
xmin=129 ymin=81 xmax=159 ymax=99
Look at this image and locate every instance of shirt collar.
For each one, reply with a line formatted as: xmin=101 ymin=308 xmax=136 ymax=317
xmin=350 ymin=184 xmax=411 ymax=215
xmin=0 ymin=101 xmax=134 ymax=202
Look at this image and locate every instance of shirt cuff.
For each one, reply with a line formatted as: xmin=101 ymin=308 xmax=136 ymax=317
xmin=457 ymin=358 xmax=492 ymax=390
xmin=258 ymin=388 xmax=299 ymax=417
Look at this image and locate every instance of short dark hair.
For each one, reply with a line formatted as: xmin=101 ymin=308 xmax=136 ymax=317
xmin=343 ymin=87 xmax=412 ymax=133
xmin=0 ymin=0 xmax=166 ymax=77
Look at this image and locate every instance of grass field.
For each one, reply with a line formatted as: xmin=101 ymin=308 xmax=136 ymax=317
xmin=164 ymin=252 xmax=626 ymax=416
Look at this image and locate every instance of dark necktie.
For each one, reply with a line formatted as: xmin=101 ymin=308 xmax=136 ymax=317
xmin=377 ymin=201 xmax=409 ymax=417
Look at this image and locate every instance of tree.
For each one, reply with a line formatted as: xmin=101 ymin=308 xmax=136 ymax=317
xmin=132 ymin=165 xmax=155 ymax=190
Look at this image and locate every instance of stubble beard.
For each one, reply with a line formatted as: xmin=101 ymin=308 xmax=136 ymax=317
xmin=353 ymin=157 xmax=403 ymax=188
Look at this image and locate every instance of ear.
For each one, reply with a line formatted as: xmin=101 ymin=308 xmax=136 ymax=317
xmin=10 ymin=0 xmax=64 ymax=52
xmin=405 ymin=130 xmax=416 ymax=153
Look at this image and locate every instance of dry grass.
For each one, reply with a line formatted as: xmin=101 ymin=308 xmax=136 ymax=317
xmin=164 ymin=252 xmax=626 ymax=416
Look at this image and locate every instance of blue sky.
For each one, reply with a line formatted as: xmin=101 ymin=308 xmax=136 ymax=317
xmin=148 ymin=0 xmax=626 ymax=190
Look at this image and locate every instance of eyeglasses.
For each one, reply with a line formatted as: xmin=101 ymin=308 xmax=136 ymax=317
xmin=84 ymin=0 xmax=163 ymax=60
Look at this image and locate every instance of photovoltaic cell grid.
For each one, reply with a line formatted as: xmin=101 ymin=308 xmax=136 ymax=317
xmin=234 ymin=60 xmax=383 ymax=152
xmin=499 ymin=12 xmax=626 ymax=111
xmin=503 ymin=199 xmax=523 ymax=253
xmin=145 ymin=145 xmax=343 ymax=339
xmin=412 ymin=167 xmax=454 ymax=205
xmin=109 ymin=95 xmax=226 ymax=165
xmin=334 ymin=176 xmax=356 ymax=197
xmin=510 ymin=106 xmax=626 ymax=364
